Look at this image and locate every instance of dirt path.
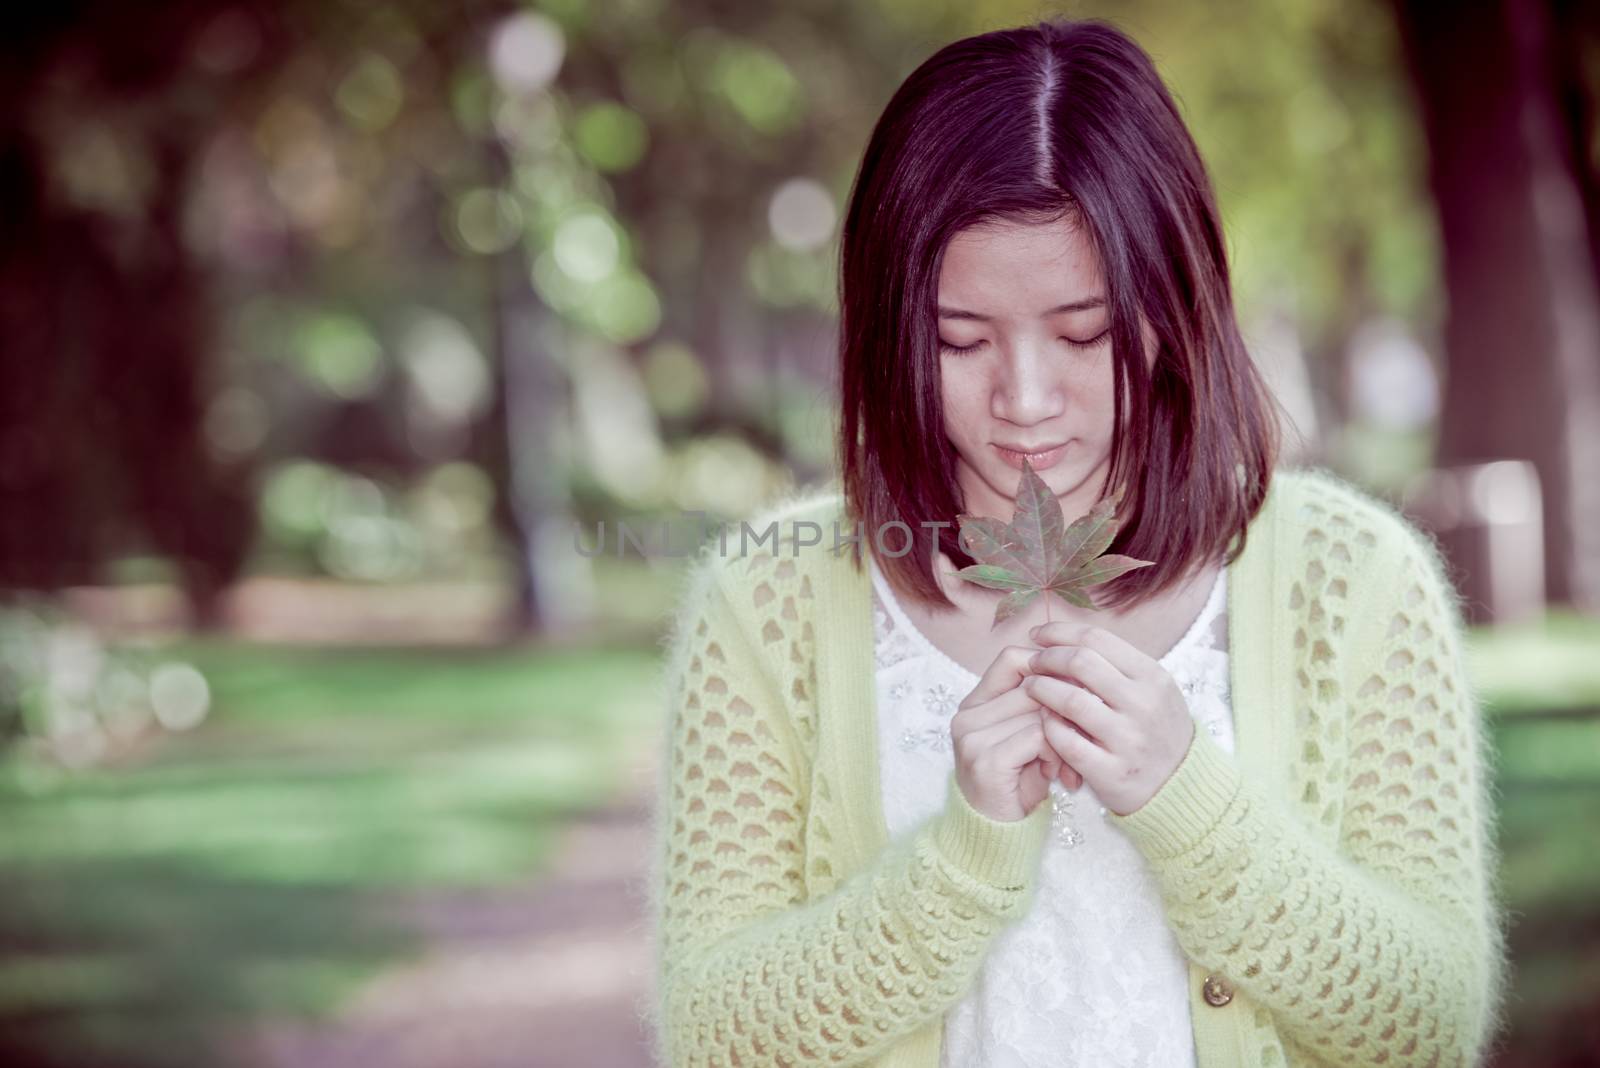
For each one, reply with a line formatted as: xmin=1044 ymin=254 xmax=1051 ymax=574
xmin=234 ymin=742 xmax=663 ymax=1068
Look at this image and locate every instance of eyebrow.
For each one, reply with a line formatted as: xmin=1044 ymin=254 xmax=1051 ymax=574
xmin=937 ymin=297 xmax=1107 ymax=320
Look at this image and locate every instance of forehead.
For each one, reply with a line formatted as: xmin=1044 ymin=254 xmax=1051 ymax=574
xmin=937 ymin=217 xmax=1104 ymax=316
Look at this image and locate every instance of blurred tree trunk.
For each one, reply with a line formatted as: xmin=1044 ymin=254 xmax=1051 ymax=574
xmin=1548 ymin=0 xmax=1600 ymax=294
xmin=114 ymin=130 xmax=254 ymax=629
xmin=0 ymin=2 xmax=257 ymax=624
xmin=1393 ymin=0 xmax=1600 ymax=612
xmin=477 ymin=126 xmax=604 ymax=638
xmin=1303 ymin=234 xmax=1372 ymax=465
xmin=694 ymin=213 xmax=750 ymax=424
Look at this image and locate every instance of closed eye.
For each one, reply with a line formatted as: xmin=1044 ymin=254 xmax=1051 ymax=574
xmin=938 ymin=331 xmax=1110 ymax=357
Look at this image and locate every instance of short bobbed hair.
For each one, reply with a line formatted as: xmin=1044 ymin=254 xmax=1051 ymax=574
xmin=835 ymin=16 xmax=1287 ymax=612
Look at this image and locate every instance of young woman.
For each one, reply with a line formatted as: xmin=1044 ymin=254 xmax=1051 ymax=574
xmin=648 ymin=16 xmax=1509 ymax=1068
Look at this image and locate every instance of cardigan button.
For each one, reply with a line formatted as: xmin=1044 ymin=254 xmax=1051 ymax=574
xmin=1201 ymin=972 xmax=1234 ymax=1007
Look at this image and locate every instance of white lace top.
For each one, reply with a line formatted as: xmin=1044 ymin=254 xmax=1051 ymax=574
xmin=868 ymin=554 xmax=1234 ymax=1068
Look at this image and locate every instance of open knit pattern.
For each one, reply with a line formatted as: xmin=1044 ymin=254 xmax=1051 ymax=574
xmin=641 ymin=466 xmax=1513 ymax=1068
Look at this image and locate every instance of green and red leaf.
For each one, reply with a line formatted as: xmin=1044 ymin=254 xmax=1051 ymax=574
xmin=952 ymin=458 xmax=1156 ymax=629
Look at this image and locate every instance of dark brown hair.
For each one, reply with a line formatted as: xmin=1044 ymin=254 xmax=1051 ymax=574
xmin=835 ymin=16 xmax=1286 ymax=612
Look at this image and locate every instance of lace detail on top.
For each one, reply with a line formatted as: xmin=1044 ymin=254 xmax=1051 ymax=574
xmin=870 ymin=555 xmax=1233 ymax=1068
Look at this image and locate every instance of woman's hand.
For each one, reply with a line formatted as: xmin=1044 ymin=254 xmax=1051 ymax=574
xmin=934 ymin=548 xmax=1083 ymax=801
xmin=1022 ymin=620 xmax=1195 ymax=817
xmin=950 ymin=646 xmax=1078 ymax=822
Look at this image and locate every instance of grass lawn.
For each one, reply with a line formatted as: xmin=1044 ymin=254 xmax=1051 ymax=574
xmin=0 ymin=636 xmax=664 ymax=1067
xmin=0 ymin=604 xmax=1596 ymax=1066
xmin=1467 ymin=608 xmax=1600 ymax=1062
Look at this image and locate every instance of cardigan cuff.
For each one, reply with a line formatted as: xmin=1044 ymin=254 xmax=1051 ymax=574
xmin=931 ymin=770 xmax=1051 ymax=890
xmin=1107 ymin=724 xmax=1242 ymax=859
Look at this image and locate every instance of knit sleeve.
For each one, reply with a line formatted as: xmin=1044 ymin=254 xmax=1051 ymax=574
xmin=647 ymin=551 xmax=1053 ymax=1067
xmin=1106 ymin=521 xmax=1510 ymax=1067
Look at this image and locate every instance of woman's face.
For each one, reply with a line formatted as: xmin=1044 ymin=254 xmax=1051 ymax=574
xmin=936 ymin=215 xmax=1155 ymax=526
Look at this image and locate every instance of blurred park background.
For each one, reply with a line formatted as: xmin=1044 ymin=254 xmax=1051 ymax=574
xmin=2 ymin=0 xmax=1599 ymax=1065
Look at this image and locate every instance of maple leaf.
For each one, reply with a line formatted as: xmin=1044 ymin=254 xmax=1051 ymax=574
xmin=950 ymin=457 xmax=1156 ymax=629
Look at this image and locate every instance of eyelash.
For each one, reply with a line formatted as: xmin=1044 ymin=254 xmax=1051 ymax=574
xmin=938 ymin=332 xmax=1110 ymax=357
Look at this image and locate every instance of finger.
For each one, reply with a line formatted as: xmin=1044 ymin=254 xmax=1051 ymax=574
xmin=987 ymin=717 xmax=1048 ymax=773
xmin=1038 ymin=746 xmax=1062 ymax=779
xmin=951 ymin=685 xmax=1041 ymax=741
xmin=1042 ymin=713 xmax=1114 ymax=781
xmin=1034 ymin=739 xmax=1062 ymax=782
xmin=963 ymin=711 xmax=1040 ymax=760
xmin=962 ymin=645 xmax=1043 ymax=707
xmin=1030 ymin=621 xmax=1153 ymax=683
xmin=1020 ymin=754 xmax=1053 ymax=798
xmin=963 ymin=714 xmax=1044 ymax=774
xmin=1024 ymin=674 xmax=1124 ymax=748
xmin=1028 ymin=645 xmax=1139 ymax=711
xmin=1057 ymin=762 xmax=1083 ymax=790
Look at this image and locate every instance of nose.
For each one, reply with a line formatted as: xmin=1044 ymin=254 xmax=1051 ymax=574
xmin=991 ymin=337 xmax=1065 ymax=426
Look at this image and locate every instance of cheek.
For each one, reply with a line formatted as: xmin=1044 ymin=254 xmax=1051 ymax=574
xmin=939 ymin=364 xmax=978 ymax=434
xmin=1071 ymin=366 xmax=1119 ymax=439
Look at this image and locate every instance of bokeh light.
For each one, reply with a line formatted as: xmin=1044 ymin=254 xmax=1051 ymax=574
xmin=488 ymin=11 xmax=566 ymax=96
xmin=767 ymin=177 xmax=836 ymax=251
xmin=148 ymin=662 xmax=210 ymax=731
xmin=552 ymin=210 xmax=621 ymax=282
xmin=292 ymin=313 xmax=385 ymax=400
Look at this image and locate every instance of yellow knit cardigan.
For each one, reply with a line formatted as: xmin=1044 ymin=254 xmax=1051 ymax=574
xmin=646 ymin=465 xmax=1512 ymax=1067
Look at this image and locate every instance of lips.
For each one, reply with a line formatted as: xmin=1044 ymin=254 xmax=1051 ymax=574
xmin=993 ymin=441 xmax=1068 ymax=471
